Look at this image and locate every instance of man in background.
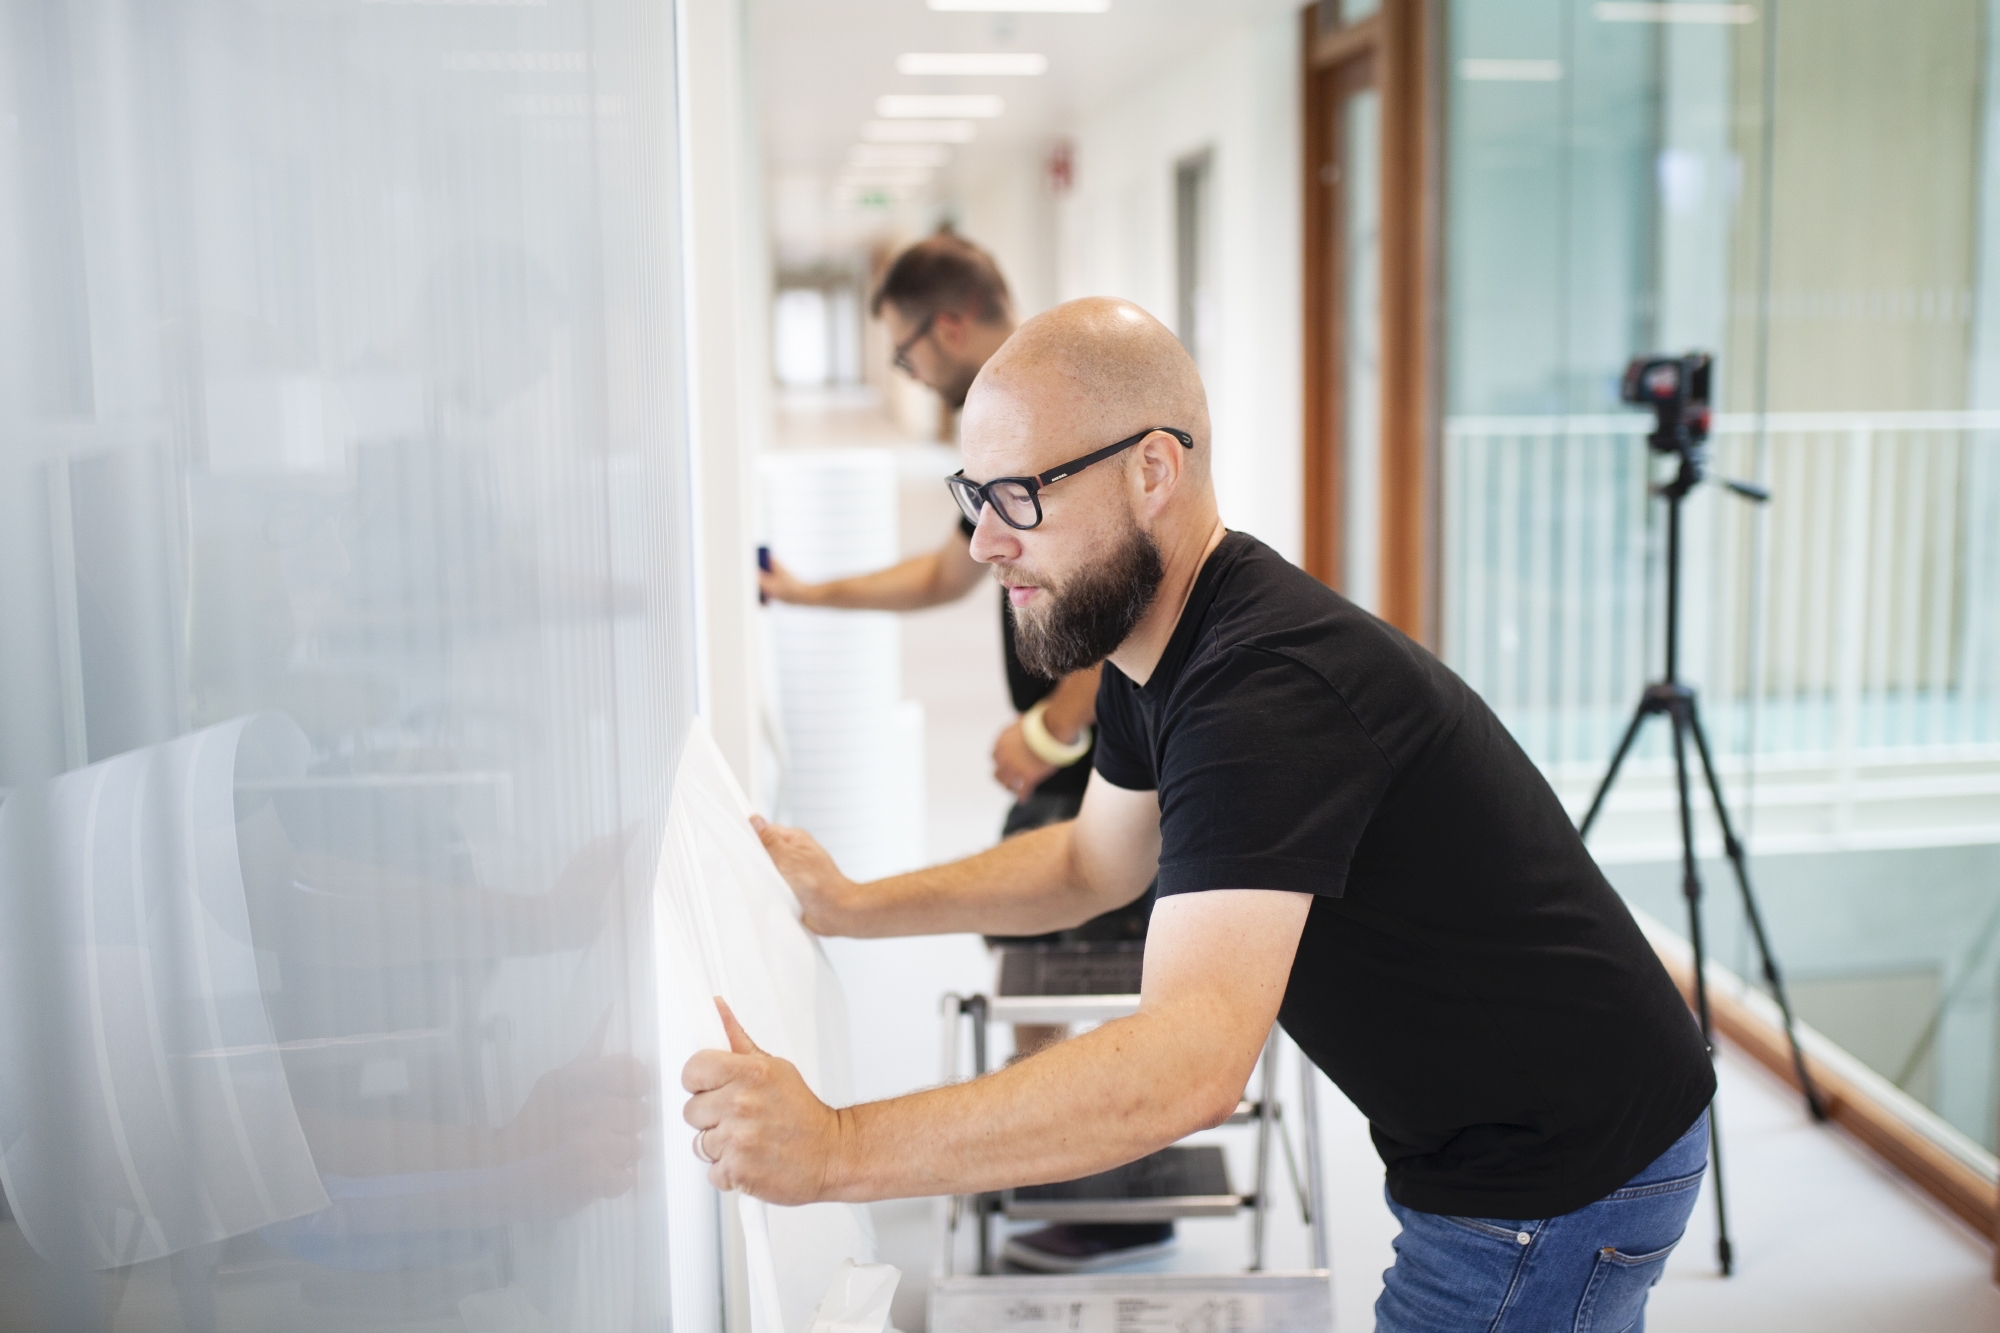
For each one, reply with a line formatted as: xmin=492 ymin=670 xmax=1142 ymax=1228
xmin=757 ymin=233 xmax=1166 ymax=1273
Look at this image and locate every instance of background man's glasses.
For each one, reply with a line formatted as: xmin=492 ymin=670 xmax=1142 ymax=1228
xmin=891 ymin=312 xmax=938 ymax=377
xmin=947 ymin=426 xmax=1194 ymax=532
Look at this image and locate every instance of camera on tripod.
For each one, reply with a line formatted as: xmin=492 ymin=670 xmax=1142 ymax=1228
xmin=1620 ymin=352 xmax=1711 ymax=456
xmin=1618 ymin=350 xmax=1767 ymax=503
xmin=1584 ymin=348 xmax=1821 ymax=1277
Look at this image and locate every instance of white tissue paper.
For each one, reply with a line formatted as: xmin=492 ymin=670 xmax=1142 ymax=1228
xmin=656 ymin=720 xmax=888 ymax=1333
xmin=808 ymin=1259 xmax=901 ymax=1333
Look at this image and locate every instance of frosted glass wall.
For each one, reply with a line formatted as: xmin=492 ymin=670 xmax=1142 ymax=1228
xmin=1439 ymin=0 xmax=2000 ymax=1154
xmin=0 ymin=0 xmax=696 ymax=1327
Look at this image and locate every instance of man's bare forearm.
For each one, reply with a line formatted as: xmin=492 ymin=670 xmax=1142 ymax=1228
xmin=826 ymin=822 xmax=1121 ymax=939
xmin=1038 ymin=665 xmax=1101 ymax=742
xmin=824 ymin=1007 xmax=1244 ymax=1202
xmin=793 ymin=532 xmax=984 ymax=612
xmin=683 ymin=891 xmax=1305 ymax=1210
xmin=799 ymin=549 xmax=956 ymax=611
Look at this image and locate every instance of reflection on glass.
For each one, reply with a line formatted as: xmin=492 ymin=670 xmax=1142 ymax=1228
xmin=0 ymin=0 xmax=692 ymax=1327
xmin=1342 ymin=88 xmax=1383 ymax=615
xmin=1440 ymin=0 xmax=2000 ymax=1154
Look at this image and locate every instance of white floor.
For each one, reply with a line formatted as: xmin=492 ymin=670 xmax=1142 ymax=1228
xmin=803 ymin=393 xmax=2000 ymax=1332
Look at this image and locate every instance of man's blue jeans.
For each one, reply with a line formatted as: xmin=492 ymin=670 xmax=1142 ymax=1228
xmin=1376 ymin=1109 xmax=1709 ymax=1333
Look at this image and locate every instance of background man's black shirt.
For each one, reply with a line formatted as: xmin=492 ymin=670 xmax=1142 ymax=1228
xmin=1092 ymin=531 xmax=1714 ymax=1219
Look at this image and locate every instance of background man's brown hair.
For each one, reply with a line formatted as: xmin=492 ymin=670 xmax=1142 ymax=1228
xmin=870 ymin=232 xmax=1012 ymax=325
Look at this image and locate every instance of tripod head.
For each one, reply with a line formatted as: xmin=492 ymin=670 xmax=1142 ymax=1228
xmin=1620 ymin=351 xmax=1769 ymax=504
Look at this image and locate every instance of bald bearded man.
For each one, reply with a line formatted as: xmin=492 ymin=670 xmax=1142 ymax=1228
xmin=685 ymin=299 xmax=1716 ymax=1331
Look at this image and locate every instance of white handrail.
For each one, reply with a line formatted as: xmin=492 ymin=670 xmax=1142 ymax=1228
xmin=1440 ymin=409 xmax=2000 ymax=846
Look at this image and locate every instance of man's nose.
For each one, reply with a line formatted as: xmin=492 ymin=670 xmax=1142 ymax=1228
xmin=966 ymin=506 xmax=1020 ymax=565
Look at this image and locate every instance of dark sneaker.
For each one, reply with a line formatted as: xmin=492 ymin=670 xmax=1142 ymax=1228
xmin=1001 ymin=1222 xmax=1177 ymax=1274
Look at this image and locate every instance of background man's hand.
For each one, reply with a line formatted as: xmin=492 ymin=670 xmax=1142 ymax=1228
xmin=991 ymin=719 xmax=1056 ymax=800
xmin=682 ymin=1000 xmax=842 ymax=1205
xmin=757 ymin=556 xmax=817 ymax=606
xmin=751 ymin=815 xmax=857 ymax=934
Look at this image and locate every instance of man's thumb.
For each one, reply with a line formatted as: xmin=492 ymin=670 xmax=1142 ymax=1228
xmin=714 ymin=997 xmax=761 ymax=1055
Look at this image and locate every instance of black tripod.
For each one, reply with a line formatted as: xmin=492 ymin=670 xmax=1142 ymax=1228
xmin=1578 ymin=353 xmax=1826 ymax=1278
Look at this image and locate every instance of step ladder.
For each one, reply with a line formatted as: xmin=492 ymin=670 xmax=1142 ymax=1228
xmin=929 ymin=989 xmax=1334 ymax=1332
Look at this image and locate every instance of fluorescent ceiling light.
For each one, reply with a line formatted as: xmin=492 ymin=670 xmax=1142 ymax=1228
xmin=927 ymin=0 xmax=1107 ymax=10
xmin=862 ymin=120 xmax=977 ymax=143
xmin=1458 ymin=58 xmax=1562 ymax=81
xmin=850 ymin=143 xmax=952 ymax=167
xmin=1594 ymin=2 xmax=1754 ymax=21
xmin=875 ymin=94 xmax=1004 ymax=119
xmin=897 ymin=52 xmax=1048 ymax=76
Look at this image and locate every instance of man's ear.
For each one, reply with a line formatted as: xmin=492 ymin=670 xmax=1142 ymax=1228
xmin=931 ymin=307 xmax=970 ymax=351
xmin=1134 ymin=429 xmax=1186 ymax=514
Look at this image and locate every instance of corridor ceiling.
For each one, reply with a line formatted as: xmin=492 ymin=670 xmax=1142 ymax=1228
xmin=752 ymin=0 xmax=1300 ymax=195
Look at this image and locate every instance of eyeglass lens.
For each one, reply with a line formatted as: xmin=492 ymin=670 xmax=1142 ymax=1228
xmin=989 ymin=481 xmax=1037 ymax=525
xmin=949 ymin=478 xmax=1040 ymax=529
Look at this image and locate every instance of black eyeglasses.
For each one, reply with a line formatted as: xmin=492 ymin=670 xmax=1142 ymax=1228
xmin=947 ymin=426 xmax=1194 ymax=531
xmin=891 ymin=312 xmax=938 ymax=377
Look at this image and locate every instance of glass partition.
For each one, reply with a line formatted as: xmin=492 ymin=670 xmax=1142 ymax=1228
xmin=0 ymin=0 xmax=695 ymax=1327
xmin=1441 ymin=0 xmax=2000 ymax=1155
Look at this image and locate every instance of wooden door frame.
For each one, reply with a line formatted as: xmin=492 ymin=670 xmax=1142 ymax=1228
xmin=1301 ymin=0 xmax=1442 ymax=646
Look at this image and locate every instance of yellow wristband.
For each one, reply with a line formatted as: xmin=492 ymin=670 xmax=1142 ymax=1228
xmin=1021 ymin=701 xmax=1092 ymax=767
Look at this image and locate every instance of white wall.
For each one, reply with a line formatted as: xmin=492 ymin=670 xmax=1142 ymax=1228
xmin=681 ymin=0 xmax=773 ymax=800
xmin=957 ymin=147 xmax=1061 ymax=321
xmin=1055 ymin=13 xmax=1304 ymax=562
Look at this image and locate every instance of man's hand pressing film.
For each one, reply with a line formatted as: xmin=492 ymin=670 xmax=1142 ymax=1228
xmin=748 ymin=814 xmax=858 ymax=936
xmin=681 ymin=998 xmax=842 ymax=1205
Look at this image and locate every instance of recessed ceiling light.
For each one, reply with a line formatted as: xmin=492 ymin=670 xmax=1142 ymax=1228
xmin=850 ymin=143 xmax=952 ymax=167
xmin=896 ymin=53 xmax=1049 ymax=76
xmin=926 ymin=0 xmax=1108 ymax=10
xmin=862 ymin=120 xmax=977 ymax=143
xmin=875 ymin=94 xmax=1004 ymax=119
xmin=1593 ymin=2 xmax=1754 ymax=21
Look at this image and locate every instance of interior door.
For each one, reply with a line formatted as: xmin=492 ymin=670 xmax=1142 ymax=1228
xmin=1310 ymin=53 xmax=1382 ymax=612
xmin=1300 ymin=0 xmax=1437 ymax=642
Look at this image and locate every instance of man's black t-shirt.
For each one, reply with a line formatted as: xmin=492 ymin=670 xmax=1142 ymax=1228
xmin=1092 ymin=531 xmax=1714 ymax=1219
xmin=959 ymin=515 xmax=1092 ymax=800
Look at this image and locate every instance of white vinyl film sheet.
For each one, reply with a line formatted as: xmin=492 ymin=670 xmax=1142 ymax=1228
xmin=657 ymin=720 xmax=889 ymax=1333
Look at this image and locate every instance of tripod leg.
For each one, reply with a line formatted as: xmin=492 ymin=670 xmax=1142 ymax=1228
xmin=1705 ymin=1103 xmax=1733 ymax=1278
xmin=1685 ymin=698 xmax=1827 ymax=1123
xmin=1670 ymin=706 xmax=1716 ymax=1047
xmin=1670 ymin=703 xmax=1733 ymax=1275
xmin=1580 ymin=696 xmax=1654 ymax=838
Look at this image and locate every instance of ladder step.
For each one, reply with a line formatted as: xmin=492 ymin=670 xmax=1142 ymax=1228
xmin=1003 ymin=1145 xmax=1241 ymax=1222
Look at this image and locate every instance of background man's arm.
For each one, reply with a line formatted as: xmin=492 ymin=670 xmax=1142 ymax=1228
xmin=759 ymin=527 xmax=984 ymax=612
xmin=755 ymin=772 xmax=1159 ymax=939
xmin=992 ymin=664 xmax=1101 ymax=799
xmin=682 ymin=887 xmax=1312 ymax=1204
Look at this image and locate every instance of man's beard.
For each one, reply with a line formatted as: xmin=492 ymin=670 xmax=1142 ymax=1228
xmin=1007 ymin=522 xmax=1166 ymax=680
xmin=936 ymin=356 xmax=980 ymax=410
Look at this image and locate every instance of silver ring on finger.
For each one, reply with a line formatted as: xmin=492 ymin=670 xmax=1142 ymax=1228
xmin=692 ymin=1128 xmax=717 ymax=1165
